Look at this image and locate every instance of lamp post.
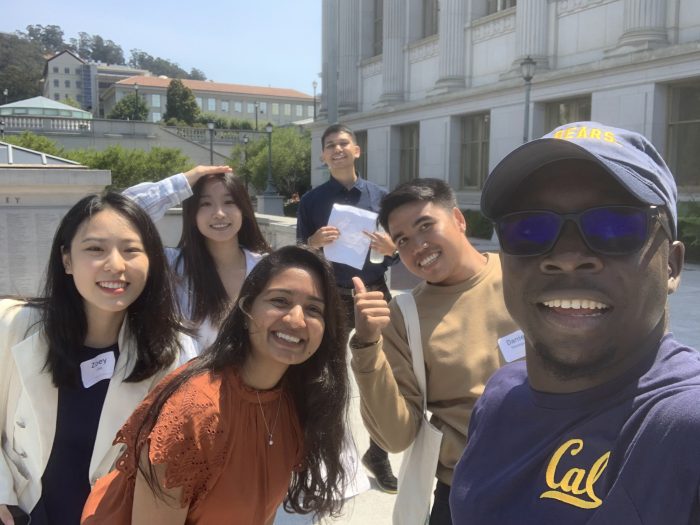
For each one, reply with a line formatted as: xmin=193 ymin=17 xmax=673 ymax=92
xmin=254 ymin=101 xmax=259 ymax=131
xmin=0 ymin=120 xmax=5 ymax=140
xmin=2 ymin=88 xmax=7 ymax=105
xmin=207 ymin=122 xmax=215 ymax=164
xmin=242 ymin=134 xmax=249 ymax=192
xmin=133 ymin=83 xmax=139 ymax=121
xmin=264 ymin=123 xmax=277 ymax=195
xmin=312 ymin=80 xmax=318 ymax=121
xmin=520 ymin=56 xmax=536 ymax=143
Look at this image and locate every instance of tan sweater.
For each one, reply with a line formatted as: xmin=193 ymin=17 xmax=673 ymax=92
xmin=351 ymin=253 xmax=519 ymax=485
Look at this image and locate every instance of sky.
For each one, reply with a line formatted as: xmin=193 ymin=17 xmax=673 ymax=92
xmin=2 ymin=0 xmax=322 ymax=96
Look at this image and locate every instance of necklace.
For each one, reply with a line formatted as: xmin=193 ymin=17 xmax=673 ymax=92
xmin=256 ymin=391 xmax=283 ymax=446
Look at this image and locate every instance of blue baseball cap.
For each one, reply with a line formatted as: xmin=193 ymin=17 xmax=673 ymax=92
xmin=481 ymin=121 xmax=678 ymax=237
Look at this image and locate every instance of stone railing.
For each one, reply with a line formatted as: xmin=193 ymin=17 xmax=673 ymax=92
xmin=1 ymin=115 xmax=93 ymax=133
xmin=165 ymin=126 xmax=269 ymax=146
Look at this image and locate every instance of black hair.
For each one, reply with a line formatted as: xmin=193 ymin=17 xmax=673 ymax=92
xmin=378 ymin=178 xmax=458 ymax=231
xmin=321 ymin=124 xmax=357 ymax=149
xmin=134 ymin=245 xmax=349 ymax=519
xmin=29 ymin=192 xmax=183 ymax=387
xmin=177 ymin=172 xmax=271 ymax=324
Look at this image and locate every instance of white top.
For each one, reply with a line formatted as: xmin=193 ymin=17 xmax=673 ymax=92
xmin=124 ymin=173 xmax=264 ymax=353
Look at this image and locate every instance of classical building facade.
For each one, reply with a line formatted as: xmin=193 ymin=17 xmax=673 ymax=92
xmin=102 ymin=76 xmax=315 ymax=127
xmin=315 ymin=0 xmax=700 ymax=205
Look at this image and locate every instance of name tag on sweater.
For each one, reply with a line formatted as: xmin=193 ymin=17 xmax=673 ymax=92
xmin=80 ymin=351 xmax=116 ymax=388
xmin=498 ymin=330 xmax=526 ymax=363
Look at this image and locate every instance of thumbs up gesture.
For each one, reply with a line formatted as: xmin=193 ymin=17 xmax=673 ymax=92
xmin=352 ymin=277 xmax=391 ymax=345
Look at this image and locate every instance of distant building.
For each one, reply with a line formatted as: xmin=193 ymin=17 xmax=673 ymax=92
xmin=102 ymin=76 xmax=315 ymax=127
xmin=42 ymin=50 xmax=149 ymax=117
xmin=317 ymin=0 xmax=700 ymax=203
xmin=0 ymin=96 xmax=92 ymax=120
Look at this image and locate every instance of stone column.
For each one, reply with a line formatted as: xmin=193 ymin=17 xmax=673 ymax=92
xmin=514 ymin=0 xmax=548 ymax=68
xmin=617 ymin=0 xmax=668 ymax=50
xmin=377 ymin=0 xmax=405 ymax=106
xmin=319 ymin=0 xmax=331 ymax=119
xmin=338 ymin=0 xmax=360 ymax=114
xmin=432 ymin=0 xmax=467 ymax=93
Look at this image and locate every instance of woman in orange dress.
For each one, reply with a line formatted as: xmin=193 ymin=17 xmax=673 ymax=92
xmin=81 ymin=245 xmax=350 ymax=524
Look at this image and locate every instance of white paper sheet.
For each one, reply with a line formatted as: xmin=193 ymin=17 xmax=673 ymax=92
xmin=324 ymin=204 xmax=378 ymax=270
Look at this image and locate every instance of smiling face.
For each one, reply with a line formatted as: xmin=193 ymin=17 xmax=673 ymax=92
xmin=500 ymin=159 xmax=683 ymax=392
xmin=388 ymin=201 xmax=472 ymax=285
xmin=320 ymin=131 xmax=361 ymax=173
xmin=195 ymin=179 xmax=243 ymax=245
xmin=62 ymin=207 xmax=149 ymax=325
xmin=246 ymin=266 xmax=326 ymax=379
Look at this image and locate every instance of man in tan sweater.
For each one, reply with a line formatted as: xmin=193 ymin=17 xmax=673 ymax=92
xmin=351 ymin=178 xmax=520 ymax=524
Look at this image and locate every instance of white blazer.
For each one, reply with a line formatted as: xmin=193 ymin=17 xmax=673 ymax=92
xmin=0 ymin=299 xmax=195 ymax=512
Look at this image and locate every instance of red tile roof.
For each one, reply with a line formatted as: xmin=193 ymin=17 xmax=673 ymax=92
xmin=116 ymin=76 xmax=312 ymax=100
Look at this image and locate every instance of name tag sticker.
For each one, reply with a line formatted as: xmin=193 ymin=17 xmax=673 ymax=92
xmin=80 ymin=351 xmax=116 ymax=388
xmin=498 ymin=330 xmax=526 ymax=363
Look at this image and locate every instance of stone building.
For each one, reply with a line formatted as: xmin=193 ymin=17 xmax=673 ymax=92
xmin=315 ymin=0 xmax=700 ymax=206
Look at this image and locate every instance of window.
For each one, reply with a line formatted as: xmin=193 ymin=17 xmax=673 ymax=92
xmin=283 ymin=104 xmax=291 ymax=116
xmin=221 ymin=100 xmax=229 ymax=112
xmin=247 ymin=103 xmax=255 ymax=114
xmin=423 ymin=0 xmax=439 ymax=38
xmin=76 ymin=94 xmax=82 ymax=102
xmin=296 ymin=104 xmax=303 ymax=117
xmin=487 ymin=0 xmax=517 ymax=15
xmin=76 ymin=80 xmax=82 ymax=89
xmin=399 ymin=124 xmax=420 ymax=183
xmin=152 ymin=112 xmax=162 ymax=122
xmin=64 ymin=67 xmax=70 ymax=74
xmin=53 ymin=66 xmax=59 ymax=73
xmin=667 ymin=82 xmax=700 ymax=188
xmin=53 ymin=79 xmax=59 ymax=87
xmin=544 ymin=96 xmax=591 ymax=132
xmin=355 ymin=131 xmax=368 ymax=179
xmin=152 ymin=94 xmax=161 ymax=107
xmin=208 ymin=98 xmax=216 ymax=111
xmin=459 ymin=113 xmax=490 ymax=189
xmin=272 ymin=103 xmax=279 ymax=115
xmin=234 ymin=101 xmax=242 ymax=112
xmin=307 ymin=105 xmax=314 ymax=118
xmin=54 ymin=93 xmax=60 ymax=100
xmin=64 ymin=80 xmax=71 ymax=88
xmin=259 ymin=102 xmax=267 ymax=114
xmin=373 ymin=0 xmax=384 ymax=56
xmin=196 ymin=97 xmax=203 ymax=109
xmin=76 ymin=68 xmax=81 ymax=75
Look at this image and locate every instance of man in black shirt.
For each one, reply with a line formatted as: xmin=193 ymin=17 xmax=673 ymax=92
xmin=296 ymin=123 xmax=398 ymax=492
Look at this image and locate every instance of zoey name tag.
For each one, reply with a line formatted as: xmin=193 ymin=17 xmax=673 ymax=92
xmin=80 ymin=351 xmax=116 ymax=388
xmin=498 ymin=330 xmax=526 ymax=363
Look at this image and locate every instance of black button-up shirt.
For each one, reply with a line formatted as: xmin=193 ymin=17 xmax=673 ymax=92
xmin=296 ymin=176 xmax=391 ymax=288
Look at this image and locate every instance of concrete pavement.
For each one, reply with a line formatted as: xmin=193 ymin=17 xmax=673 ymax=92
xmin=275 ymin=251 xmax=700 ymax=525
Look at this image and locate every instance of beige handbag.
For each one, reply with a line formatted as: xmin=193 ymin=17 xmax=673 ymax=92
xmin=392 ymin=293 xmax=444 ymax=525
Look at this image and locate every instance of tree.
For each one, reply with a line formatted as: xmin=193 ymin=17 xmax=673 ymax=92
xmin=232 ymin=126 xmax=311 ymax=197
xmin=89 ymin=35 xmax=125 ymax=64
xmin=107 ymin=93 xmax=148 ymax=120
xmin=0 ymin=33 xmax=44 ymax=102
xmin=19 ymin=24 xmax=66 ymax=54
xmin=3 ymin=131 xmax=66 ymax=157
xmin=62 ymin=96 xmax=81 ymax=109
xmin=164 ymin=79 xmax=199 ymax=124
xmin=189 ymin=68 xmax=207 ymax=81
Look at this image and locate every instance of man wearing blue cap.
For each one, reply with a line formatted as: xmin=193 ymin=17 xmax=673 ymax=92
xmin=449 ymin=122 xmax=700 ymax=524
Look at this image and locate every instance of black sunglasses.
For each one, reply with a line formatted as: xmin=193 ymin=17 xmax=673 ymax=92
xmin=495 ymin=206 xmax=671 ymax=257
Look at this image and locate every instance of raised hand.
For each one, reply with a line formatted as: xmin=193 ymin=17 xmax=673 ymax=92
xmin=352 ymin=277 xmax=390 ymax=345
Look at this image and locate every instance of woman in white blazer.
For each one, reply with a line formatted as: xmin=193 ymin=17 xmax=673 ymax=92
xmin=0 ymin=192 xmax=195 ymax=525
xmin=123 ymin=166 xmax=270 ymax=353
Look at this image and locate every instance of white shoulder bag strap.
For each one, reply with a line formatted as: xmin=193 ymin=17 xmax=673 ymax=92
xmin=393 ymin=292 xmax=443 ymax=525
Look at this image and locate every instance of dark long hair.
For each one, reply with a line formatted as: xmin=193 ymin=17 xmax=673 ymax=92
xmin=176 ymin=172 xmax=270 ymax=324
xmin=28 ymin=192 xmax=183 ymax=387
xmin=134 ymin=245 xmax=350 ymax=519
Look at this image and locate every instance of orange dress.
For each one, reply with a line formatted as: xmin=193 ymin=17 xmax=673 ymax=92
xmin=81 ymin=366 xmax=303 ymax=524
